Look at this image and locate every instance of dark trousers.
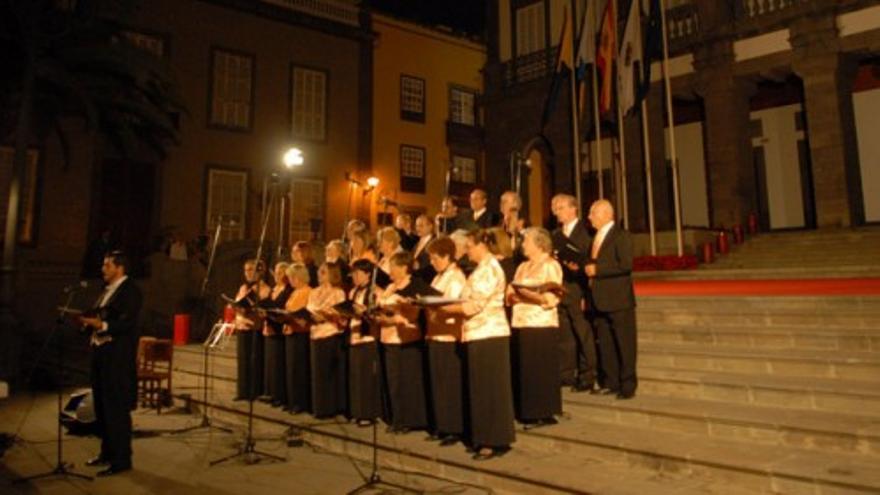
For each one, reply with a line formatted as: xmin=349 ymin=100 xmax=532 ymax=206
xmin=592 ymin=308 xmax=637 ymax=395
xmin=90 ymin=346 xmax=133 ymax=468
xmin=236 ymin=331 xmax=264 ymax=400
xmin=558 ymin=297 xmax=597 ymax=386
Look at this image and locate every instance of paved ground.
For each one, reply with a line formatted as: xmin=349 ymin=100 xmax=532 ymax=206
xmin=0 ymin=391 xmax=490 ymax=494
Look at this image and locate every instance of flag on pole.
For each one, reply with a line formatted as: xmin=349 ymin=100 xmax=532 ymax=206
xmin=642 ymin=0 xmax=663 ymax=96
xmin=596 ymin=0 xmax=616 ymax=116
xmin=574 ymin=0 xmax=597 ymax=117
xmin=618 ymin=0 xmax=644 ymax=116
xmin=540 ymin=6 xmax=574 ymax=130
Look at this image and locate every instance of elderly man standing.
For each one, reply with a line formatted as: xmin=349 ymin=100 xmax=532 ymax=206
xmin=585 ymin=199 xmax=637 ymax=399
xmin=550 ymin=194 xmax=597 ymax=392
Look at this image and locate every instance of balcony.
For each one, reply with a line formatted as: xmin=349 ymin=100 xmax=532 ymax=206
xmin=446 ymin=121 xmax=484 ymax=148
xmin=501 ymin=47 xmax=556 ymax=88
xmin=261 ymin=0 xmax=359 ymax=27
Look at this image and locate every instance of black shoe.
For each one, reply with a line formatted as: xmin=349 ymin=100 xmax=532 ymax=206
xmin=595 ymin=387 xmax=619 ymax=396
xmin=616 ymin=391 xmax=635 ymax=400
xmin=570 ymin=381 xmax=594 ymax=393
xmin=96 ymin=465 xmax=131 ymax=477
xmin=86 ymin=456 xmax=109 ymax=467
xmin=439 ymin=435 xmax=460 ymax=447
xmin=425 ymin=432 xmax=441 ymax=441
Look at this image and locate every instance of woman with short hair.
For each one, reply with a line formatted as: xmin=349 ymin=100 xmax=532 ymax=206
xmin=307 ymin=262 xmax=347 ymax=417
xmin=440 ymin=229 xmax=516 ymax=460
xmin=423 ymin=236 xmax=466 ymax=446
xmin=376 ymin=252 xmax=430 ymax=434
xmin=506 ymin=227 xmax=563 ymax=427
xmin=282 ymin=263 xmax=312 ymax=413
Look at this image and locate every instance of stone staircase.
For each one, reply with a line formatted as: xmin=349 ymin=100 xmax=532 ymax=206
xmin=171 ymin=293 xmax=880 ymax=494
xmin=704 ymin=227 xmax=880 ymax=274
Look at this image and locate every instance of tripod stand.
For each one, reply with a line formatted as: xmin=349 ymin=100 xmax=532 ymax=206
xmin=348 ymin=267 xmax=419 ymax=495
xmin=347 ymin=419 xmax=421 ymax=495
xmin=171 ymin=219 xmax=233 ymax=436
xmin=15 ymin=290 xmax=92 ymax=484
xmin=209 ymin=176 xmax=285 ymax=466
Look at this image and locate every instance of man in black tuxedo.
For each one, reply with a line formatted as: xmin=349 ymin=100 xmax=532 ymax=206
xmin=585 ymin=199 xmax=637 ymax=399
xmin=411 ymin=214 xmax=436 ymax=282
xmin=550 ymin=194 xmax=598 ymax=392
xmin=435 ymin=196 xmax=459 ymax=234
xmin=80 ymin=251 xmax=143 ymax=476
xmin=458 ymin=188 xmax=500 ymax=230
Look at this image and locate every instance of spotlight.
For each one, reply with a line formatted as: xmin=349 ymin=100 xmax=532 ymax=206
xmin=366 ymin=176 xmax=380 ymax=189
xmin=283 ymin=147 xmax=304 ymax=168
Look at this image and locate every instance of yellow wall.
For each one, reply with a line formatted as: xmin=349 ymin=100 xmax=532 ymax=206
xmin=369 ymin=15 xmax=486 ymax=228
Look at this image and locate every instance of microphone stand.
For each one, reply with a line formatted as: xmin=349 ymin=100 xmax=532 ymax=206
xmin=171 ymin=219 xmax=233 ymax=436
xmin=347 ymin=266 xmax=420 ymax=495
xmin=15 ymin=288 xmax=92 ymax=483
xmin=210 ymin=177 xmax=285 ymax=466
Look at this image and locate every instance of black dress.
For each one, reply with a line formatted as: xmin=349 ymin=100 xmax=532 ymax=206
xmin=264 ymin=285 xmax=292 ymax=405
xmin=235 ymin=284 xmax=269 ymax=400
xmin=347 ymin=286 xmax=382 ymax=421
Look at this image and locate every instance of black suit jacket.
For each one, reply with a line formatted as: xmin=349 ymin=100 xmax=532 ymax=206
xmin=458 ymin=209 xmax=501 ymax=230
xmin=589 ymin=225 xmax=635 ymax=313
xmin=552 ymin=219 xmax=592 ymax=305
xmin=94 ymin=278 xmax=143 ymax=409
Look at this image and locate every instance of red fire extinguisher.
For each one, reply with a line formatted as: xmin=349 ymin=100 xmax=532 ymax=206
xmin=717 ymin=230 xmax=730 ymax=255
xmin=732 ymin=224 xmax=744 ymax=244
xmin=702 ymin=242 xmax=715 ymax=264
xmin=747 ymin=212 xmax=758 ymax=235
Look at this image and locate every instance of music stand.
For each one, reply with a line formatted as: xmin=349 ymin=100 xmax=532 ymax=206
xmin=347 ymin=265 xmax=420 ymax=495
xmin=209 ymin=176 xmax=285 ymax=467
xmin=170 ymin=219 xmax=234 ymax=436
xmin=14 ymin=290 xmax=92 ymax=484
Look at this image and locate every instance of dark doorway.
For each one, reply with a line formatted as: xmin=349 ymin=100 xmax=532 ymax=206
xmin=89 ymin=159 xmax=156 ymax=277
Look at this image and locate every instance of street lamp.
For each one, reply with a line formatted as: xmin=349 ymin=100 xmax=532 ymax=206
xmin=283 ymin=147 xmax=304 ymax=168
xmin=366 ymin=176 xmax=380 ymax=190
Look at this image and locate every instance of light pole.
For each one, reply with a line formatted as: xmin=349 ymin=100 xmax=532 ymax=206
xmin=275 ymin=147 xmax=304 ymax=261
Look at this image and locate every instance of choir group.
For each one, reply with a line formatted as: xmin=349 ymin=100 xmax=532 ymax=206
xmin=229 ymin=190 xmax=637 ymax=461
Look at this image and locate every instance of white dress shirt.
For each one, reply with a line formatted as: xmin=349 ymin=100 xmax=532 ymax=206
xmin=562 ymin=218 xmax=579 ymax=238
xmin=473 ymin=208 xmax=487 ymax=221
xmin=307 ymin=286 xmax=346 ymax=340
xmin=592 ymin=221 xmax=615 ymax=258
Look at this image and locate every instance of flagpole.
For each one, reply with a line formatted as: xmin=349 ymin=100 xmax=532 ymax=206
xmin=591 ymin=2 xmax=604 ymax=200
xmin=660 ymin=0 xmax=683 ymax=256
xmin=640 ymin=98 xmax=657 ymax=255
xmin=569 ymin=14 xmax=583 ymax=210
xmin=613 ymin=0 xmax=628 ymax=229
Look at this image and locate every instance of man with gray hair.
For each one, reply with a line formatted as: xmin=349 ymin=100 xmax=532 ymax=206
xmin=550 ymin=194 xmax=598 ymax=392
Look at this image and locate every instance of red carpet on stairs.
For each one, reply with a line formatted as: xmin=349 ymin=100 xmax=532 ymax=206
xmin=634 ymin=278 xmax=880 ymax=296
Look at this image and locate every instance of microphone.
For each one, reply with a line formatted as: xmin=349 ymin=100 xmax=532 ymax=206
xmin=63 ymin=280 xmax=89 ymax=293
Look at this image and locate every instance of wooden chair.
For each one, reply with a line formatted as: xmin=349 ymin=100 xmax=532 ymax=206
xmin=136 ymin=338 xmax=174 ymax=414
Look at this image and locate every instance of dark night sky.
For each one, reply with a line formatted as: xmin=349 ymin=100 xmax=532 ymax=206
xmin=370 ymin=0 xmax=487 ymax=38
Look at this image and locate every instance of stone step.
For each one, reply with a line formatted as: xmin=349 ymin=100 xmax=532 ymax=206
xmin=171 ymin=369 xmax=880 ymax=495
xmin=636 ymin=308 xmax=880 ymax=330
xmin=639 ymin=366 xmax=880 ymax=416
xmin=636 ymin=295 xmax=880 ymax=313
xmin=521 ymin=413 xmax=880 ymax=494
xmin=651 ymin=266 xmax=880 ymax=280
xmin=640 ymin=342 xmax=880 ymax=380
xmin=560 ymin=391 xmax=880 ymax=458
xmin=640 ymin=325 xmax=880 ymax=352
xmin=170 ymin=371 xmax=752 ymax=495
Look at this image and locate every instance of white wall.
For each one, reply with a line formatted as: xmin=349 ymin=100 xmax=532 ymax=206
xmin=665 ymin=122 xmax=709 ymax=228
xmin=751 ymin=103 xmax=806 ymax=229
xmin=853 ymin=88 xmax=880 ymax=223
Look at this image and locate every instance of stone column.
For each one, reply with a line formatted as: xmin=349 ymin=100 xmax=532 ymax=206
xmin=791 ymin=13 xmax=863 ymax=227
xmin=695 ymin=67 xmax=757 ymax=228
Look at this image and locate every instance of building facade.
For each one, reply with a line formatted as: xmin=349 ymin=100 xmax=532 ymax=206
xmin=483 ymin=0 xmax=880 ymax=238
xmin=369 ymin=14 xmax=486 ymax=228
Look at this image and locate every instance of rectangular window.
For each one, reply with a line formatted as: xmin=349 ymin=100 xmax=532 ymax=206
xmin=289 ymin=178 xmax=325 ymax=242
xmin=209 ymin=48 xmax=254 ymax=130
xmin=400 ymin=75 xmax=426 ymax=122
xmin=449 ymin=87 xmax=477 ymax=126
xmin=452 ymin=155 xmax=478 ymax=184
xmin=516 ymin=2 xmax=545 ymax=56
xmin=291 ymin=66 xmax=327 ymax=141
xmin=205 ymin=167 xmax=247 ymax=242
xmin=400 ymin=145 xmax=426 ymax=193
xmin=0 ymin=147 xmax=40 ymax=245
xmin=122 ymin=30 xmax=165 ymax=57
